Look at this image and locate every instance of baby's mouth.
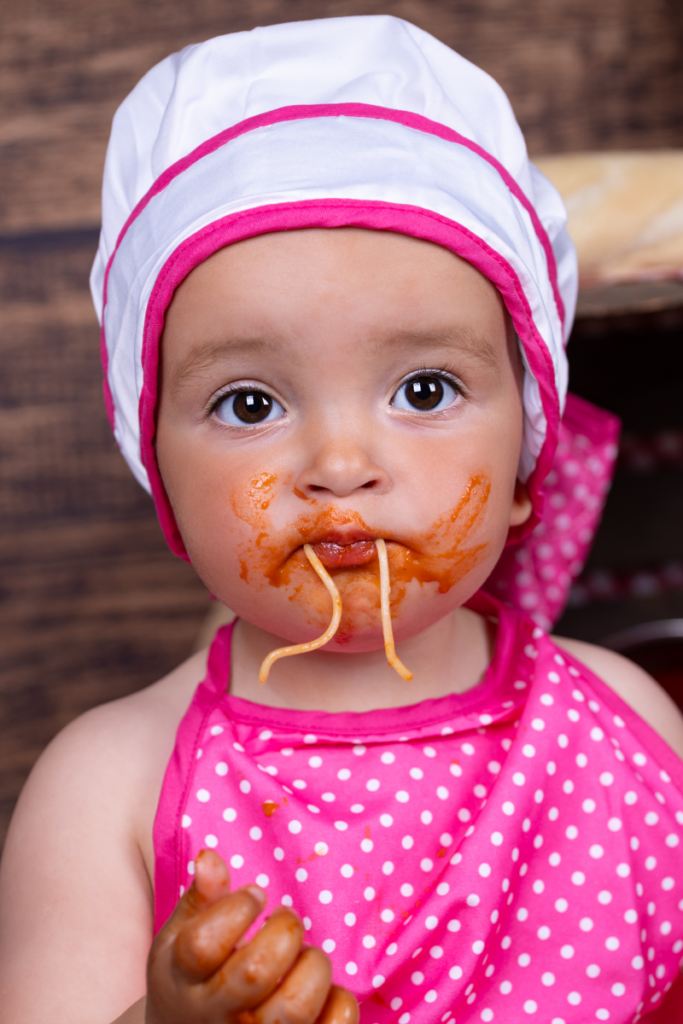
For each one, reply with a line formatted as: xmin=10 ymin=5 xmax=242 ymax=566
xmin=309 ymin=530 xmax=378 ymax=567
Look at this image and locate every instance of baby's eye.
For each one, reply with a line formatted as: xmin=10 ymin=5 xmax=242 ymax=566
xmin=215 ymin=389 xmax=285 ymax=426
xmin=392 ymin=374 xmax=459 ymax=413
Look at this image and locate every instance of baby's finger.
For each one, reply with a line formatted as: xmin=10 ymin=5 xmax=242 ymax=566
xmin=315 ymin=986 xmax=360 ymax=1024
xmin=173 ymin=886 xmax=267 ymax=979
xmin=239 ymin=946 xmax=332 ymax=1024
xmin=158 ymin=849 xmax=233 ymax=946
xmin=208 ymin=907 xmax=304 ymax=1009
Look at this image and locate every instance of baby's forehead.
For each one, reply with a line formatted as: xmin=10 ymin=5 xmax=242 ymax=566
xmin=164 ymin=229 xmax=510 ymax=376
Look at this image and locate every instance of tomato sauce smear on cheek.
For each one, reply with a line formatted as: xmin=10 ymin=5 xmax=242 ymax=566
xmin=230 ymin=470 xmax=492 ymax=637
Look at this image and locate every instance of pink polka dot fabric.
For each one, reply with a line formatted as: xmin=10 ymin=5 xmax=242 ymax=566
xmin=153 ymin=595 xmax=683 ymax=1022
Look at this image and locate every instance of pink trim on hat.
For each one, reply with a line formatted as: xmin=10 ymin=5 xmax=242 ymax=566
xmin=138 ymin=198 xmax=558 ymax=559
xmin=102 ymin=103 xmax=564 ymax=335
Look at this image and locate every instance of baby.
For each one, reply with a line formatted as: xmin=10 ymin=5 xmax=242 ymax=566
xmin=1 ymin=16 xmax=683 ymax=1024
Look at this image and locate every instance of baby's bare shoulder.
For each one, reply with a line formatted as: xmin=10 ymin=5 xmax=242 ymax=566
xmin=553 ymin=635 xmax=683 ymax=761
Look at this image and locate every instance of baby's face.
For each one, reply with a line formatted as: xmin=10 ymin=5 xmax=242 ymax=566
xmin=157 ymin=228 xmax=530 ymax=652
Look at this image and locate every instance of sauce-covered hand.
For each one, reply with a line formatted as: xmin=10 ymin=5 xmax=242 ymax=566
xmin=146 ymin=850 xmax=359 ymax=1024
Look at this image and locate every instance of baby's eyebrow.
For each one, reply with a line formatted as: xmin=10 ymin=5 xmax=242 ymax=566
xmin=170 ymin=337 xmax=277 ymax=389
xmin=376 ymin=327 xmax=502 ymax=369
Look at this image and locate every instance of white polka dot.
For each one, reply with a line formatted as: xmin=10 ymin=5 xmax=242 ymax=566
xmin=304 ymin=734 xmax=317 ymax=744
xmin=387 ymin=944 xmax=399 ymax=956
xmin=523 ymin=999 xmax=537 ymax=1013
xmin=611 ymin=983 xmax=625 ymax=997
xmin=633 ymin=752 xmax=647 ymax=766
xmin=558 ymin=733 xmax=569 ymax=748
xmin=576 ymin=753 xmax=588 ymax=768
xmin=372 ymin=974 xmax=386 ymax=988
xmin=350 ymin=803 xmax=363 ymax=814
xmin=645 ymin=811 xmax=659 ymax=826
xmin=204 ymin=834 xmax=218 ymax=848
xmin=337 ymin=768 xmax=351 ymax=781
xmin=401 ymin=883 xmax=414 ymax=897
xmin=381 ymin=909 xmax=395 ymax=923
xmin=458 ymin=808 xmax=471 ymax=822
xmin=560 ymin=945 xmax=574 ymax=959
xmin=579 ymin=918 xmax=593 ymax=932
xmin=533 ymin=880 xmax=544 ymax=894
xmin=344 ymin=912 xmax=356 ymax=926
xmin=196 ymin=789 xmax=210 ymax=803
xmin=396 ymin=790 xmax=410 ymax=803
xmin=322 ymin=939 xmax=336 ymax=953
xmin=362 ymin=935 xmax=376 ymax=949
xmin=346 ymin=962 xmax=358 ymax=976
xmin=239 ymin=780 xmax=251 ymax=794
xmin=437 ymin=786 xmax=449 ymax=800
xmin=421 ymin=858 xmax=434 ymax=872
xmin=632 ymin=955 xmax=644 ymax=969
xmin=402 ymin=835 xmax=414 ymax=849
xmin=381 ymin=751 xmax=395 ymax=764
xmin=382 ymin=861 xmax=394 ymax=876
xmin=541 ymin=972 xmax=555 ymax=986
xmin=596 ymin=1010 xmax=609 ymax=1021
xmin=538 ymin=926 xmax=551 ymax=940
xmin=549 ymin=852 xmax=562 ymax=866
xmin=589 ymin=844 xmax=604 ymax=859
xmin=586 ymin=964 xmax=600 ymax=978
xmin=607 ymin=817 xmax=622 ymax=831
xmin=563 ymin=780 xmax=574 ymax=795
xmin=215 ymin=762 xmax=228 ymax=776
xmin=512 ymin=772 xmax=526 ymax=786
xmin=500 ymin=980 xmax=512 ymax=994
xmin=255 ymin=873 xmax=269 ymax=887
xmin=467 ymin=894 xmax=480 ymax=907
xmin=367 ymin=778 xmax=380 ymax=792
xmin=274 ymin=847 xmax=284 ymax=861
xmin=567 ymin=992 xmax=581 ymax=1006
xmin=230 ymin=854 xmax=244 ymax=869
xmin=280 ymin=747 xmax=294 ymax=757
xmin=288 ymin=820 xmax=302 ymax=834
xmin=666 ymin=833 xmax=680 ymax=848
xmin=597 ymin=890 xmax=612 ymax=905
xmin=605 ymin=936 xmax=619 ymax=950
xmin=181 ymin=814 xmax=191 ymax=828
xmin=233 ymin=742 xmax=244 ymax=752
xmin=616 ymin=863 xmax=631 ymax=877
xmin=364 ymin=886 xmax=375 ymax=900
xmin=412 ymin=971 xmax=425 ymax=984
xmin=624 ymin=790 xmax=637 ymax=805
xmin=488 ymin=760 xmax=502 ymax=774
xmin=555 ymin=898 xmax=568 ymax=913
xmin=481 ymin=1009 xmax=494 ymax=1022
xmin=491 ymin=831 xmax=504 ymax=846
xmin=502 ymin=801 xmax=515 ymax=816
xmin=662 ymin=877 xmax=675 ymax=890
xmin=645 ymin=855 xmax=657 ymax=870
xmin=660 ymin=921 xmax=672 ymax=935
xmin=296 ymin=868 xmax=308 ymax=882
xmin=361 ymin=838 xmax=373 ymax=853
xmin=293 ymin=779 xmax=307 ymax=790
xmin=440 ymin=832 xmax=453 ymax=847
xmin=309 ymin=755 xmax=323 ymax=769
xmin=582 ymin=799 xmax=596 ymax=813
xmin=461 ymin=743 xmax=475 ymax=756
xmin=523 ymin=744 xmax=536 ymax=758
xmin=340 ymin=863 xmax=354 ymax=878
xmin=210 ymin=725 xmax=224 ymax=736
xmin=437 ymin=882 xmax=450 ymax=896
xmin=334 ymin=820 xmax=348 ymax=831
xmin=420 ymin=809 xmax=433 ymax=825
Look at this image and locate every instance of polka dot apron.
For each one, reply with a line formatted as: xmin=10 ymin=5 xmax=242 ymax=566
xmin=153 ymin=595 xmax=683 ymax=1022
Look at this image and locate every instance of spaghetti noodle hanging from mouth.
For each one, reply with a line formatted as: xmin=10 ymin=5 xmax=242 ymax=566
xmin=375 ymin=538 xmax=413 ymax=681
xmin=258 ymin=539 xmax=413 ymax=683
xmin=259 ymin=544 xmax=342 ymax=684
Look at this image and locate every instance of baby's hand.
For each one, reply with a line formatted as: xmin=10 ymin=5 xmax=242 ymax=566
xmin=146 ymin=849 xmax=359 ymax=1024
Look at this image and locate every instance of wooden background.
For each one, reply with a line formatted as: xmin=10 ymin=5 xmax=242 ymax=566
xmin=1 ymin=0 xmax=683 ymax=848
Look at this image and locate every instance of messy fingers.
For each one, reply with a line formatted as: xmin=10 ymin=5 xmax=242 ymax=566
xmin=208 ymin=906 xmax=304 ymax=1009
xmin=173 ymin=886 xmax=266 ymax=979
xmin=315 ymin=986 xmax=360 ymax=1024
xmin=240 ymin=946 xmax=332 ymax=1024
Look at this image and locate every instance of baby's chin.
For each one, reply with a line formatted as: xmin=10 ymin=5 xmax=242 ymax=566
xmin=231 ymin=580 xmax=462 ymax=655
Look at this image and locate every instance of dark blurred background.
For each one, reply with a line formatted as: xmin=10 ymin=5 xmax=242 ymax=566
xmin=1 ymin=0 xmax=683 ymax=849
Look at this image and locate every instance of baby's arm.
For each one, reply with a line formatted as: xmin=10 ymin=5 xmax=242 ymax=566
xmin=554 ymin=636 xmax=683 ymax=759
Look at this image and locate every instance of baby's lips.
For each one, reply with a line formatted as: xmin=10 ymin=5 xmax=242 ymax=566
xmin=311 ymin=538 xmax=378 ymax=567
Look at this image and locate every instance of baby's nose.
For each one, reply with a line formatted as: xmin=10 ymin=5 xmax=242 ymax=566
xmin=294 ymin=436 xmax=391 ymax=499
